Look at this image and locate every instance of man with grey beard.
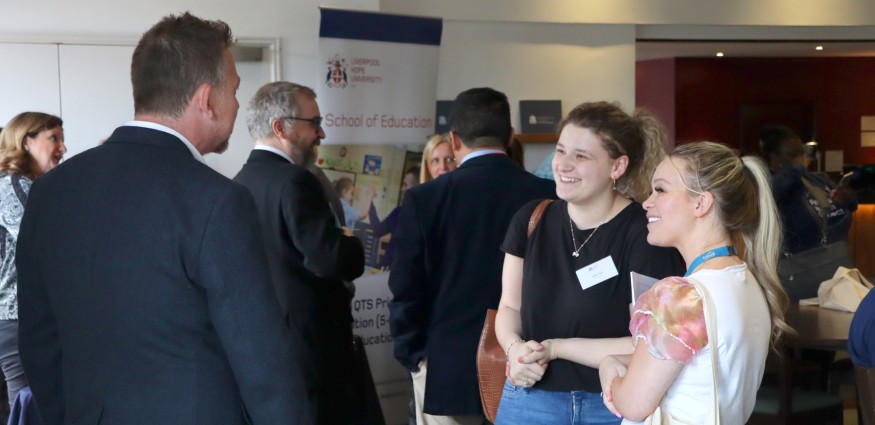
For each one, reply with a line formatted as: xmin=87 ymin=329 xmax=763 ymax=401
xmin=234 ymin=81 xmax=365 ymax=425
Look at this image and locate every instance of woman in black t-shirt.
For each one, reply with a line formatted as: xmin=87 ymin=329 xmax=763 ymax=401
xmin=493 ymin=102 xmax=684 ymax=425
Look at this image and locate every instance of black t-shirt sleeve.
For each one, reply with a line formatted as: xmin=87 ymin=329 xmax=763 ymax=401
xmin=625 ymin=216 xmax=686 ymax=279
xmin=501 ymin=199 xmax=544 ymax=258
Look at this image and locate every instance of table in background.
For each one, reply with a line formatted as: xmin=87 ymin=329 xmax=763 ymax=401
xmin=784 ymin=304 xmax=854 ymax=351
xmin=752 ymin=304 xmax=853 ymax=425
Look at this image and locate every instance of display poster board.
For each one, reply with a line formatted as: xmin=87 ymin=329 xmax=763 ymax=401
xmin=317 ymin=8 xmax=442 ymax=145
xmin=434 ymin=100 xmax=452 ymax=134
xmin=519 ymin=100 xmax=562 ymax=133
xmin=317 ymin=10 xmax=443 ymax=422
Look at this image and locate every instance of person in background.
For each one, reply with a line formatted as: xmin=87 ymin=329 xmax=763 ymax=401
xmin=306 ymin=147 xmax=346 ymax=227
xmin=234 ymin=81 xmax=365 ymax=425
xmin=0 ymin=112 xmax=66 ymax=407
xmin=334 ymin=176 xmax=375 ymax=230
xmin=368 ymin=166 xmax=420 ymax=270
xmin=494 ymin=102 xmax=684 ymax=425
xmin=850 ymin=289 xmax=875 ymax=367
xmin=402 ymin=165 xmax=420 ymax=192
xmin=599 ymin=141 xmax=790 ymax=424
xmin=533 ymin=152 xmax=555 ymax=180
xmin=507 ymin=137 xmax=524 ymax=169
xmin=390 ymin=87 xmax=555 ymax=424
xmin=420 ymin=133 xmax=455 ymax=183
xmin=17 ymin=13 xmax=312 ymax=425
xmin=760 ymin=125 xmax=857 ymax=300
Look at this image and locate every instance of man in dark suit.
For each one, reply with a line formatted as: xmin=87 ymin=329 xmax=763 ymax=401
xmin=233 ymin=81 xmax=366 ymax=425
xmin=16 ymin=13 xmax=311 ymax=425
xmin=389 ymin=87 xmax=556 ymax=423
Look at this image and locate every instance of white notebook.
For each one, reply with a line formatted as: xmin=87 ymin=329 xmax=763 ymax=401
xmin=630 ymin=271 xmax=659 ymax=306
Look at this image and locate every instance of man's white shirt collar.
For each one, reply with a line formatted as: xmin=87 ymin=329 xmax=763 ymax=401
xmin=254 ymin=144 xmax=294 ymax=164
xmin=123 ymin=120 xmax=205 ymax=164
xmin=459 ymin=149 xmax=507 ymax=166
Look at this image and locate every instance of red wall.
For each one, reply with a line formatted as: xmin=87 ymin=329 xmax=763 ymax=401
xmin=636 ymin=59 xmax=676 ymax=146
xmin=668 ymin=57 xmax=875 ymax=164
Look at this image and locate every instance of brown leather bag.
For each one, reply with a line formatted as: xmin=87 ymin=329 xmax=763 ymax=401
xmin=476 ymin=199 xmax=552 ymax=422
xmin=476 ymin=309 xmax=504 ymax=422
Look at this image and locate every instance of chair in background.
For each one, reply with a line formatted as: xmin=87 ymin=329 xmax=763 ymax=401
xmin=748 ymin=350 xmax=844 ymax=425
xmin=856 ymin=364 xmax=875 ymax=425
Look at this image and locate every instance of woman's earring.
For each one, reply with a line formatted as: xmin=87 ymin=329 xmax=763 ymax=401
xmin=612 ymin=179 xmax=617 ymax=191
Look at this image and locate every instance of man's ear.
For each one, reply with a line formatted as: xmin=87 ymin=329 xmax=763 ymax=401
xmin=193 ymin=83 xmax=213 ymax=117
xmin=693 ymin=191 xmax=715 ymax=218
xmin=506 ymin=127 xmax=516 ymax=147
xmin=271 ymin=118 xmax=286 ymax=138
xmin=449 ymin=131 xmax=463 ymax=152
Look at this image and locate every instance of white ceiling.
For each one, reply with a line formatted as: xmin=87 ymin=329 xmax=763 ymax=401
xmin=636 ymin=40 xmax=875 ymax=61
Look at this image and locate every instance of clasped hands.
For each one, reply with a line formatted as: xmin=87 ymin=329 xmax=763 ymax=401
xmin=505 ymin=339 xmax=556 ymax=388
xmin=597 ymin=355 xmax=628 ymax=418
xmin=505 ymin=340 xmax=628 ymax=417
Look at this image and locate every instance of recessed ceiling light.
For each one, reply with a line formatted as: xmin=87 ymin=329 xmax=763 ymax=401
xmin=716 ymin=52 xmax=724 ymax=57
xmin=815 ymin=45 xmax=824 ymax=51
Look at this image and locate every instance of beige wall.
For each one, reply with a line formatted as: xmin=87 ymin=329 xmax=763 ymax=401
xmin=6 ymin=0 xmax=873 ymax=123
xmin=3 ymin=0 xmax=875 ymax=167
xmin=0 ymin=0 xmax=379 ymax=88
xmin=437 ymin=21 xmax=636 ymax=129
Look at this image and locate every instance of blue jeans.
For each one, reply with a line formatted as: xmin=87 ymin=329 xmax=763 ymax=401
xmin=495 ymin=380 xmax=621 ymax=425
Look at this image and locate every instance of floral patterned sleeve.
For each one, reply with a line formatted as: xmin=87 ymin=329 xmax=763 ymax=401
xmin=629 ymin=276 xmax=707 ymax=364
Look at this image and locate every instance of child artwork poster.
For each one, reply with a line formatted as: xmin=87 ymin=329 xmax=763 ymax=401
xmin=316 ymin=144 xmax=419 ymax=271
xmin=362 ymin=154 xmax=383 ymax=175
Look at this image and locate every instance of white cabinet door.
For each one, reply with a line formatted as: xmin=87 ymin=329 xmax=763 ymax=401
xmin=2 ymin=42 xmax=273 ymax=176
xmin=0 ymin=43 xmax=62 ymax=127
xmin=59 ymin=44 xmax=136 ymax=158
xmin=205 ymin=53 xmax=274 ymax=178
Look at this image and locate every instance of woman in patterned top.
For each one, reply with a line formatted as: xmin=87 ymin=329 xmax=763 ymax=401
xmin=0 ymin=112 xmax=66 ymax=406
xmin=598 ymin=142 xmax=791 ymax=424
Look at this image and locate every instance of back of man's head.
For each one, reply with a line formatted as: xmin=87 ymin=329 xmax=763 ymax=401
xmin=449 ymin=87 xmax=511 ymax=149
xmin=131 ymin=12 xmax=233 ymax=119
xmin=246 ymin=81 xmax=316 ymax=141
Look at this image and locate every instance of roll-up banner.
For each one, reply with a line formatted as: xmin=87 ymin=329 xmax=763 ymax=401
xmin=318 ymin=9 xmax=443 ymax=424
xmin=318 ymin=8 xmax=442 ymax=144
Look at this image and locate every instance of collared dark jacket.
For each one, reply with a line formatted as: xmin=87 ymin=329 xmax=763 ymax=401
xmin=389 ymin=153 xmax=556 ymax=415
xmin=18 ymin=126 xmax=311 ymax=425
xmin=234 ymin=149 xmax=365 ymax=424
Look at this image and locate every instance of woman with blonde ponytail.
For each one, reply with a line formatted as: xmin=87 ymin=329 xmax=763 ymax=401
xmin=599 ymin=141 xmax=790 ymax=424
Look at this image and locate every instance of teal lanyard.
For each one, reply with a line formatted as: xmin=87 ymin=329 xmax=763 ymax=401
xmin=684 ymin=246 xmax=737 ymax=277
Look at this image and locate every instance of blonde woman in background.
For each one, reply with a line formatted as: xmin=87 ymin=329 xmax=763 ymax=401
xmin=420 ymin=133 xmax=455 ymax=182
xmin=599 ymin=142 xmax=791 ymax=424
xmin=0 ymin=112 xmax=66 ymax=406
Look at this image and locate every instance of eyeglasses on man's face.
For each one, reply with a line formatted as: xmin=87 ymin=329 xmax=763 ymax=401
xmin=284 ymin=116 xmax=323 ymax=129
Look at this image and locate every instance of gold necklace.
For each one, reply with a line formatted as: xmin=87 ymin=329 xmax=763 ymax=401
xmin=569 ymin=215 xmax=606 ymax=257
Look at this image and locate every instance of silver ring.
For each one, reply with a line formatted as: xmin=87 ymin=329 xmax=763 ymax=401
xmin=523 ymin=377 xmax=530 ymax=386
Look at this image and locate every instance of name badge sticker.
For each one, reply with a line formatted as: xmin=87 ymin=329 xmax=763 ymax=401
xmin=576 ymin=255 xmax=619 ymax=291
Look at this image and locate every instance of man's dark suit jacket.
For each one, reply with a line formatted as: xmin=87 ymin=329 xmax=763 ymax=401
xmin=233 ymin=149 xmax=365 ymax=422
xmin=16 ymin=126 xmax=311 ymax=425
xmin=389 ymin=153 xmax=556 ymax=415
